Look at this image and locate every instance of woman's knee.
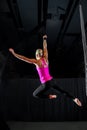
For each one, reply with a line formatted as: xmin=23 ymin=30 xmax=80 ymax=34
xmin=33 ymin=91 xmax=39 ymax=98
xmin=33 ymin=91 xmax=36 ymax=97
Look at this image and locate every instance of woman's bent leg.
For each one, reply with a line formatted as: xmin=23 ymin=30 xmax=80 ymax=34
xmin=33 ymin=84 xmax=49 ymax=99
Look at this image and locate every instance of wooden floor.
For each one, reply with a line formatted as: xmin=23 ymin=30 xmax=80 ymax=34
xmin=7 ymin=122 xmax=87 ymax=130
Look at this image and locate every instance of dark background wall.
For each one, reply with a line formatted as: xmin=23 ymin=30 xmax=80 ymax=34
xmin=0 ymin=0 xmax=86 ymax=78
xmin=0 ymin=0 xmax=87 ymax=122
xmin=0 ymin=78 xmax=87 ymax=121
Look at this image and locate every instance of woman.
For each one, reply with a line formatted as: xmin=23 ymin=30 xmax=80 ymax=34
xmin=9 ymin=35 xmax=82 ymax=107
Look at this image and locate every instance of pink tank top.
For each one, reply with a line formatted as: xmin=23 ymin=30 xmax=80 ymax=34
xmin=36 ymin=58 xmax=53 ymax=83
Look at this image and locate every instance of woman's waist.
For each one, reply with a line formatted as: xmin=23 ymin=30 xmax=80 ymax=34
xmin=40 ymin=76 xmax=53 ymax=84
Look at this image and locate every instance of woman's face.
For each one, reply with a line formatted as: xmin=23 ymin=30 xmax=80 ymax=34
xmin=36 ymin=49 xmax=43 ymax=59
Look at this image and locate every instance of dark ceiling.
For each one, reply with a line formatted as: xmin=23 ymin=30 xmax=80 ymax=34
xmin=0 ymin=0 xmax=87 ymax=78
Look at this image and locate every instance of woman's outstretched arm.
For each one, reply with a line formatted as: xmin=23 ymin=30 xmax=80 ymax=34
xmin=9 ymin=48 xmax=37 ymax=64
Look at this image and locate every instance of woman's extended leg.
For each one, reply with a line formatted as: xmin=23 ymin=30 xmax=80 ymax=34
xmin=54 ymin=85 xmax=82 ymax=106
xmin=49 ymin=79 xmax=82 ymax=107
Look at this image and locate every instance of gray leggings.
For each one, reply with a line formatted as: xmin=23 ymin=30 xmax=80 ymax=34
xmin=33 ymin=79 xmax=75 ymax=99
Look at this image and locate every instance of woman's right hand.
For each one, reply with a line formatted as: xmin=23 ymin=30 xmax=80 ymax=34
xmin=43 ymin=35 xmax=47 ymax=39
xmin=9 ymin=48 xmax=15 ymax=54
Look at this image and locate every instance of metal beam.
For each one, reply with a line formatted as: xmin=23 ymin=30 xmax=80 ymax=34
xmin=6 ymin=0 xmax=23 ymax=29
xmin=12 ymin=0 xmax=23 ymax=28
xmin=56 ymin=0 xmax=74 ymax=43
xmin=56 ymin=0 xmax=80 ymax=47
xmin=79 ymin=4 xmax=87 ymax=96
xmin=62 ymin=0 xmax=80 ymax=37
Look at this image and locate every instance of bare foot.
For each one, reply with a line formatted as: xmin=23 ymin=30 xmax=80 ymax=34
xmin=73 ymin=98 xmax=82 ymax=107
xmin=49 ymin=94 xmax=57 ymax=99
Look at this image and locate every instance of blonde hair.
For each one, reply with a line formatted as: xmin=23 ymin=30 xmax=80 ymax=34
xmin=35 ymin=49 xmax=43 ymax=57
